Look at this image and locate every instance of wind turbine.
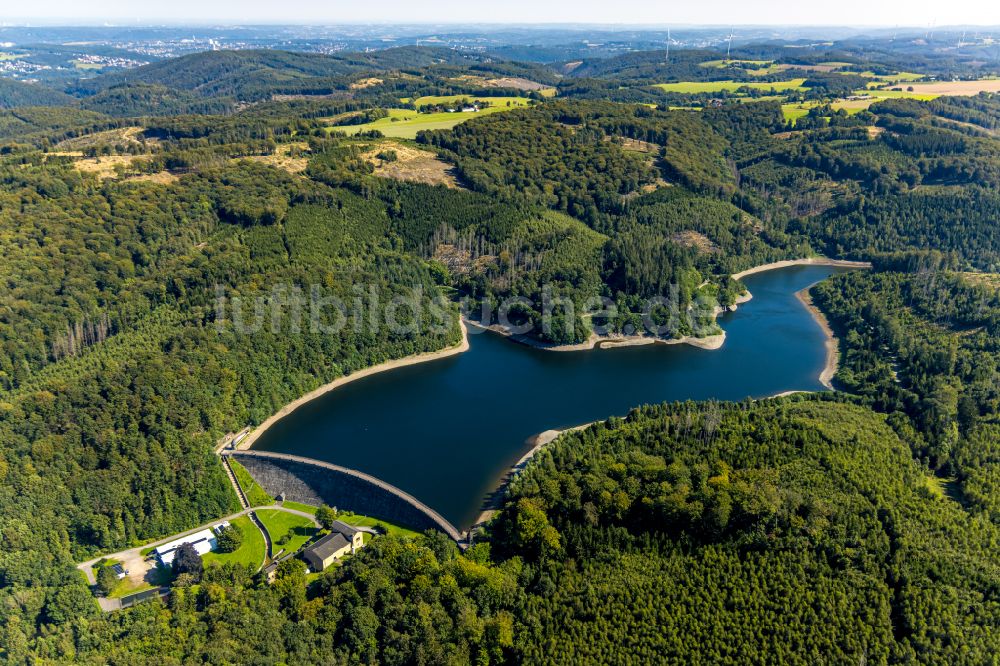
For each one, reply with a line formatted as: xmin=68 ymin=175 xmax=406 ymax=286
xmin=726 ymin=27 xmax=734 ymax=61
xmin=665 ymin=27 xmax=671 ymax=63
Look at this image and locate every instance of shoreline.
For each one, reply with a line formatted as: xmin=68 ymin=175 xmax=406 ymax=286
xmin=465 ymin=319 xmax=729 ymax=352
xmin=471 ymin=421 xmax=595 ymax=529
xmin=463 ymin=288 xmax=755 ymax=354
xmin=235 ymin=320 xmax=469 ymax=451
xmin=731 ymin=257 xmax=872 ymax=281
xmin=795 ymin=287 xmax=838 ymax=390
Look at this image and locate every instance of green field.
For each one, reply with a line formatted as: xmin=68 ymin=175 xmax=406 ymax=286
xmin=863 ymin=71 xmax=925 ymax=83
xmin=280 ymin=501 xmax=424 ymax=539
xmin=410 ymin=95 xmax=532 ymax=108
xmin=257 ymin=509 xmax=317 ymax=556
xmin=654 ymin=78 xmax=808 ymax=94
xmin=229 ymin=459 xmax=273 ymax=507
xmin=0 ymin=52 xmax=25 ymax=61
xmin=334 ymin=511 xmax=424 ymax=539
xmin=329 ymin=105 xmax=520 ymax=139
xmin=781 ymin=104 xmax=813 ymax=122
xmin=861 ymin=88 xmax=939 ymax=100
xmin=202 ymin=516 xmax=266 ymax=570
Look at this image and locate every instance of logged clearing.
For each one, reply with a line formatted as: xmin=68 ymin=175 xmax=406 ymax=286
xmin=363 ymin=142 xmax=461 ymax=188
xmin=672 ymin=230 xmax=719 ymax=254
xmin=350 ymin=77 xmax=383 ymax=90
xmin=486 ymin=77 xmax=551 ymax=91
xmin=240 ymin=142 xmax=310 ymax=174
xmin=960 ymin=272 xmax=1000 ymax=291
xmin=55 ymin=126 xmax=149 ymax=151
xmin=129 ymin=171 xmax=180 ymax=185
xmin=71 ymin=155 xmax=144 ymax=179
xmin=618 ymin=137 xmax=659 ymax=154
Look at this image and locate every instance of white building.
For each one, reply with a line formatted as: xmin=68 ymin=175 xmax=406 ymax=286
xmin=154 ymin=529 xmax=218 ymax=567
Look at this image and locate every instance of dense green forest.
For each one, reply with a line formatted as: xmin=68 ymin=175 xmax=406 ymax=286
xmin=1 ymin=38 xmax=1000 ymax=664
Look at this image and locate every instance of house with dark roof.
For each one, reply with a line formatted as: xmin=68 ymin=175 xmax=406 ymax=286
xmin=302 ymin=520 xmax=364 ymax=572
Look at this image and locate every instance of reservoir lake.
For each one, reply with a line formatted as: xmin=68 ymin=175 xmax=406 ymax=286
xmin=253 ymin=264 xmax=852 ymax=528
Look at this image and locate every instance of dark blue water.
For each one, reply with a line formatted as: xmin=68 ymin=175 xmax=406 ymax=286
xmin=254 ymin=265 xmax=850 ymax=528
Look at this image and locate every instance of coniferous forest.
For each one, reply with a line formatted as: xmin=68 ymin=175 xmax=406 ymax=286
xmin=1 ymin=28 xmax=1000 ymax=664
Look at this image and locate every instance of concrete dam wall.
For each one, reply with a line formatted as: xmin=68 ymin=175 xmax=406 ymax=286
xmin=226 ymin=451 xmax=464 ymax=542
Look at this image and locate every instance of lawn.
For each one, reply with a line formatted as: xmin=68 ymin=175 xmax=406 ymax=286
xmin=202 ymin=516 xmax=266 ymax=570
xmin=334 ymin=511 xmax=424 ymax=540
xmin=654 ymin=78 xmax=808 ymax=94
xmin=229 ymin=459 xmax=273 ymax=507
xmin=280 ymin=501 xmax=423 ymax=539
xmin=329 ymin=105 xmax=520 ymax=139
xmin=257 ymin=509 xmax=317 ymax=556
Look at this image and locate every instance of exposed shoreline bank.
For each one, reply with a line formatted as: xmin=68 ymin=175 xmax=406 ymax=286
xmin=471 ymin=421 xmax=596 ymax=529
xmin=235 ymin=320 xmax=469 ymax=451
xmin=731 ymin=257 xmax=872 ymax=281
xmin=464 ymin=319 xmax=727 ymax=352
xmin=464 ymin=291 xmax=756 ymax=353
xmin=795 ymin=287 xmax=839 ymax=390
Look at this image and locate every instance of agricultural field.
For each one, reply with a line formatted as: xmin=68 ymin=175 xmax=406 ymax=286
xmin=410 ymin=94 xmax=532 ymax=108
xmin=328 ymin=105 xmax=520 ymax=139
xmin=654 ymin=78 xmax=808 ymax=94
xmin=859 ymin=71 xmax=925 ymax=83
xmin=201 ymin=516 xmax=266 ymax=570
xmin=781 ymin=99 xmax=873 ymax=123
xmin=862 ymin=88 xmax=940 ymax=100
xmin=904 ymin=79 xmax=1000 ymax=96
xmin=72 ymin=60 xmax=104 ymax=70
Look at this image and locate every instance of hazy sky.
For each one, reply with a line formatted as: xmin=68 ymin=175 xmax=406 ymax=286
xmin=9 ymin=0 xmax=1000 ymax=27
